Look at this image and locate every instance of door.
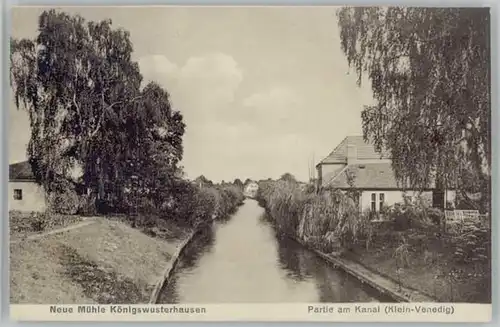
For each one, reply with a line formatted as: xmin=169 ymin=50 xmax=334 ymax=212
xmin=432 ymin=190 xmax=445 ymax=209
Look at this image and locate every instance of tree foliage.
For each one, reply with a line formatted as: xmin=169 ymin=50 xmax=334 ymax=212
xmin=279 ymin=173 xmax=297 ymax=183
xmin=233 ymin=178 xmax=244 ymax=189
xmin=10 ymin=10 xmax=185 ymax=211
xmin=337 ymin=7 xmax=490 ymax=209
xmin=195 ymin=175 xmax=213 ymax=186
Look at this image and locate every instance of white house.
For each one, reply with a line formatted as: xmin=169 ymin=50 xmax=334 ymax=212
xmin=9 ymin=161 xmax=47 ymax=212
xmin=316 ymin=135 xmax=456 ymax=213
xmin=244 ymin=181 xmax=259 ymax=198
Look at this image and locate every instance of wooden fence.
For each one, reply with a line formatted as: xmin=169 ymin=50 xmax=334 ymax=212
xmin=445 ymin=209 xmax=490 ymax=231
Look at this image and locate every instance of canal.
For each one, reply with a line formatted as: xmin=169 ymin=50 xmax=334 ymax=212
xmin=158 ymin=200 xmax=393 ymax=303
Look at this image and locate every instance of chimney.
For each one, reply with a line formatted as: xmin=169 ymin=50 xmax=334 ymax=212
xmin=347 ymin=144 xmax=357 ymax=165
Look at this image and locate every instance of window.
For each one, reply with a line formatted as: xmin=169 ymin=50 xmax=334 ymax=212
xmin=13 ymin=189 xmax=22 ymax=200
xmin=379 ymin=193 xmax=385 ymax=211
xmin=371 ymin=193 xmax=376 ymax=212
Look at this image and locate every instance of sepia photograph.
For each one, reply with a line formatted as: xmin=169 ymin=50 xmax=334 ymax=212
xmin=8 ymin=5 xmax=491 ymax=321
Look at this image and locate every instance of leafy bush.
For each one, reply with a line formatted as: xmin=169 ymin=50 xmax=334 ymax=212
xmin=162 ymin=180 xmax=200 ymax=226
xmin=427 ymin=207 xmax=444 ymax=226
xmin=161 ymin=179 xmax=244 ymax=228
xmin=30 ymin=211 xmax=48 ymax=232
xmin=191 ymin=187 xmax=217 ymax=224
xmin=450 ymin=218 xmax=490 ymax=264
xmin=10 ymin=211 xmax=84 ymax=235
xmin=78 ymin=194 xmax=98 ymax=216
xmin=393 ymin=236 xmax=411 ymax=268
xmin=47 ymin=187 xmax=80 ymax=215
xmin=387 ymin=200 xmax=437 ymax=231
xmin=256 ymin=179 xmax=365 ymax=252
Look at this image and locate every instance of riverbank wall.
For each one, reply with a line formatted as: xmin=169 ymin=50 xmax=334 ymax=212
xmin=285 ymin=234 xmax=434 ymax=302
xmin=149 ymin=219 xmax=215 ymax=304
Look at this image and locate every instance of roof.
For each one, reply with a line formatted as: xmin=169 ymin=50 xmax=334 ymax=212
xmin=327 ymin=162 xmax=400 ymax=189
xmin=317 ymin=135 xmax=390 ymax=165
xmin=326 ymin=162 xmax=448 ymax=190
xmin=9 ymin=161 xmax=37 ymax=181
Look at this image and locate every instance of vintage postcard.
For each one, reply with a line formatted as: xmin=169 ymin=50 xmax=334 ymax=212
xmin=8 ymin=5 xmax=492 ymax=322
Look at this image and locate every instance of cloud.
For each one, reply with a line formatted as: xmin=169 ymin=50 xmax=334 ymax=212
xmin=241 ymin=86 xmax=306 ymax=134
xmin=138 ymin=55 xmax=179 ymax=88
xmin=138 ymin=53 xmax=243 ymax=122
xmin=138 ymin=52 xmax=246 ymax=179
xmin=179 ymin=53 xmax=243 ymax=105
xmin=137 ymin=54 xmax=332 ymax=182
xmin=9 ymin=102 xmax=31 ymax=163
xmin=243 ymin=87 xmax=300 ymax=110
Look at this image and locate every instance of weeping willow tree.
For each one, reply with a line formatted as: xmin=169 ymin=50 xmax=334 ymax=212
xmin=337 ymin=7 xmax=491 ymax=211
xmin=10 ymin=10 xmax=185 ymax=212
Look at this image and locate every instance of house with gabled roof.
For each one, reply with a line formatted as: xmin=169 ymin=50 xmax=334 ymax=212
xmin=243 ymin=180 xmax=259 ymax=198
xmin=9 ymin=161 xmax=47 ymax=212
xmin=316 ymin=135 xmax=456 ymax=213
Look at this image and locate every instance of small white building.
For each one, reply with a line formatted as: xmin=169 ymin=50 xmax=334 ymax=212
xmin=9 ymin=161 xmax=47 ymax=212
xmin=316 ymin=136 xmax=456 ymax=213
xmin=244 ymin=181 xmax=259 ymax=198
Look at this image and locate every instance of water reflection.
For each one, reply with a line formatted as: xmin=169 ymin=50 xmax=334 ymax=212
xmin=178 ymin=227 xmax=217 ymax=270
xmin=158 ymin=200 xmax=394 ymax=303
xmin=269 ymin=216 xmax=393 ymax=303
xmin=158 ymin=226 xmax=216 ymax=304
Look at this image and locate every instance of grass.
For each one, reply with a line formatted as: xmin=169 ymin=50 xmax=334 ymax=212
xmin=105 ymin=213 xmax=192 ymax=242
xmin=59 ymin=245 xmax=144 ymax=304
xmin=10 ymin=211 xmax=85 ymax=239
xmin=10 ymin=217 xmax=188 ymax=304
xmin=344 ymin=230 xmax=491 ymax=303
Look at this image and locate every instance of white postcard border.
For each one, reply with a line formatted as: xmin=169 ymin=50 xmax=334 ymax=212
xmin=9 ymin=304 xmax=493 ymax=322
xmin=2 ymin=2 xmax=499 ymax=327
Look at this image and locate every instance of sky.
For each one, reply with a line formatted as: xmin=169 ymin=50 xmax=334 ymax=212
xmin=9 ymin=6 xmax=375 ymax=183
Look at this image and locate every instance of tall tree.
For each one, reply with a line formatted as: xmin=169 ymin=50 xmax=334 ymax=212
xmin=11 ymin=10 xmax=141 ymax=193
xmin=233 ymin=178 xmax=243 ymax=189
xmin=337 ymin=7 xmax=490 ymax=210
xmin=133 ymin=82 xmax=185 ymax=210
xmin=10 ymin=10 xmax=185 ymax=211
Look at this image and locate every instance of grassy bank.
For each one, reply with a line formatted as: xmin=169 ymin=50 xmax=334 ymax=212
xmin=256 ymin=179 xmax=491 ymax=303
xmin=10 ymin=183 xmax=245 ymax=304
xmin=10 ymin=217 xmax=187 ymax=304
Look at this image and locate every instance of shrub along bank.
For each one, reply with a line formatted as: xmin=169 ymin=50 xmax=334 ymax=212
xmin=117 ymin=182 xmax=245 ymax=238
xmin=256 ymin=179 xmax=491 ymax=303
xmin=12 ymin=180 xmax=245 ymax=238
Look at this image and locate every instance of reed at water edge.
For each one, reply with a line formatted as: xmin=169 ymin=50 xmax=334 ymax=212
xmin=256 ymin=179 xmax=373 ymax=254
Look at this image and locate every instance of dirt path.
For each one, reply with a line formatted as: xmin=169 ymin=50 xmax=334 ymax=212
xmin=10 ymin=219 xmax=97 ymax=244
